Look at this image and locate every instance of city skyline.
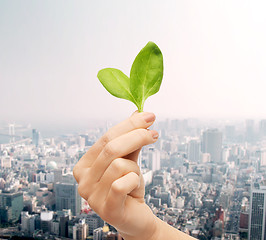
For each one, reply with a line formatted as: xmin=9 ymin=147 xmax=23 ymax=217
xmin=1 ymin=114 xmax=266 ymax=238
xmin=1 ymin=1 xmax=266 ymax=124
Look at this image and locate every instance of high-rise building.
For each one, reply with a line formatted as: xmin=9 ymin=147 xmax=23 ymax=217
xmin=201 ymin=129 xmax=222 ymax=163
xmin=260 ymin=149 xmax=266 ymax=167
xmin=225 ymin=125 xmax=235 ymax=142
xmin=55 ymin=182 xmax=81 ymax=216
xmin=21 ymin=211 xmax=30 ymax=233
xmin=248 ymin=187 xmax=266 ymax=239
xmin=21 ymin=211 xmax=36 ymax=235
xmin=8 ymin=124 xmax=15 ymax=143
xmin=80 ymin=212 xmax=104 ymax=235
xmin=32 ymin=129 xmax=40 ymax=147
xmin=188 ymin=140 xmax=200 ymax=162
xmin=0 ymin=191 xmax=23 ymax=223
xmin=59 ymin=213 xmax=70 ymax=237
xmin=259 ymin=120 xmax=266 ymax=137
xmin=246 ymin=119 xmax=255 ymax=143
xmin=40 ymin=211 xmax=53 ymax=233
xmin=73 ymin=219 xmax=88 ymax=240
xmin=147 ymin=148 xmax=160 ymax=172
xmin=93 ymin=227 xmax=103 ymax=240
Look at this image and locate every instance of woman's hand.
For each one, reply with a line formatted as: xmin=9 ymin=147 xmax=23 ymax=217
xmin=73 ymin=111 xmax=159 ymax=239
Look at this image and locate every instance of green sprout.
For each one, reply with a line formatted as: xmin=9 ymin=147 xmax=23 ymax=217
xmin=97 ymin=41 xmax=164 ymax=112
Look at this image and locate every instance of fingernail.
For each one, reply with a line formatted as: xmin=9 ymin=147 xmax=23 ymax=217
xmin=151 ymin=130 xmax=159 ymax=139
xmin=143 ymin=112 xmax=156 ymax=123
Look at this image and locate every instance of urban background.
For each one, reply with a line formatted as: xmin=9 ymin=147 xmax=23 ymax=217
xmin=1 ymin=1 xmax=266 ymax=239
xmin=1 ymin=118 xmax=266 ymax=239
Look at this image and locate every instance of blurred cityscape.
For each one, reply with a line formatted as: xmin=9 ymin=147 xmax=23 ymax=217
xmin=1 ymin=118 xmax=266 ymax=239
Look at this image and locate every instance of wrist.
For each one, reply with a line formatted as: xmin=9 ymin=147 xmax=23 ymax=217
xmin=150 ymin=216 xmax=196 ymax=240
xmin=117 ymin=205 xmax=159 ymax=240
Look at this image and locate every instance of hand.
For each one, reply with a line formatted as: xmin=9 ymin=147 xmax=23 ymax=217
xmin=73 ymin=111 xmax=159 ymax=239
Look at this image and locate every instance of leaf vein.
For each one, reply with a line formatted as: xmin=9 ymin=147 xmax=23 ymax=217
xmin=109 ymin=70 xmax=138 ymax=105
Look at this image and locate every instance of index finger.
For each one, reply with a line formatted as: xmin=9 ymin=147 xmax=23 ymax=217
xmin=74 ymin=111 xmax=155 ymax=169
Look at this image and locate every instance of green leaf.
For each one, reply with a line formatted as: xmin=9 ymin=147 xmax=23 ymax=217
xmin=130 ymin=42 xmax=163 ymax=112
xmin=97 ymin=42 xmax=164 ymax=112
xmin=97 ymin=68 xmax=137 ymax=104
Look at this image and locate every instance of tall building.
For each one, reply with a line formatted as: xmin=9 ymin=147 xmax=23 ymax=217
xmin=225 ymin=125 xmax=235 ymax=142
xmin=260 ymin=149 xmax=266 ymax=167
xmin=59 ymin=212 xmax=70 ymax=237
xmin=21 ymin=211 xmax=30 ymax=233
xmin=32 ymin=129 xmax=40 ymax=147
xmin=55 ymin=182 xmax=81 ymax=216
xmin=201 ymin=129 xmax=222 ymax=163
xmin=21 ymin=211 xmax=36 ymax=235
xmin=8 ymin=124 xmax=15 ymax=143
xmin=259 ymin=120 xmax=266 ymax=137
xmin=0 ymin=191 xmax=23 ymax=223
xmin=93 ymin=227 xmax=103 ymax=240
xmin=73 ymin=219 xmax=88 ymax=240
xmin=188 ymin=140 xmax=200 ymax=162
xmin=246 ymin=119 xmax=255 ymax=143
xmin=40 ymin=211 xmax=53 ymax=233
xmin=147 ymin=148 xmax=160 ymax=172
xmin=248 ymin=187 xmax=266 ymax=240
xmin=80 ymin=212 xmax=104 ymax=235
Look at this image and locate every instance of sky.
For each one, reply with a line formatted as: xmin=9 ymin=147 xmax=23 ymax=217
xmin=1 ymin=0 xmax=266 ymax=126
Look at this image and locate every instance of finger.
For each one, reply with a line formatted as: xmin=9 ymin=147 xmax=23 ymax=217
xmin=75 ymin=112 xmax=156 ymax=169
xmin=104 ymin=172 xmax=139 ymax=216
xmin=90 ymin=129 xmax=159 ymax=182
xmin=129 ymin=174 xmax=145 ymax=199
xmin=124 ymin=148 xmax=141 ymax=162
xmin=77 ymin=168 xmax=95 ymax=200
xmin=98 ymin=158 xmax=140 ymax=196
xmin=78 ymin=158 xmax=141 ymax=203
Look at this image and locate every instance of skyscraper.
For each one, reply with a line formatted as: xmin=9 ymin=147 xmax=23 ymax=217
xmin=73 ymin=219 xmax=88 ymax=240
xmin=259 ymin=120 xmax=266 ymax=137
xmin=32 ymin=129 xmax=40 ymax=147
xmin=246 ymin=119 xmax=255 ymax=143
xmin=0 ymin=191 xmax=23 ymax=223
xmin=248 ymin=187 xmax=266 ymax=240
xmin=188 ymin=140 xmax=200 ymax=162
xmin=55 ymin=182 xmax=81 ymax=216
xmin=201 ymin=129 xmax=222 ymax=163
xmin=225 ymin=125 xmax=235 ymax=142
xmin=147 ymin=148 xmax=160 ymax=172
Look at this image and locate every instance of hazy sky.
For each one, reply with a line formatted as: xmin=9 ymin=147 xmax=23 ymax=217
xmin=1 ymin=0 xmax=266 ymax=125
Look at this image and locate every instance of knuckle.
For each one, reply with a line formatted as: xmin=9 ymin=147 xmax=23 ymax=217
xmin=73 ymin=165 xmax=82 ymax=183
xmin=100 ymin=133 xmax=111 ymax=148
xmin=136 ymin=129 xmax=149 ymax=142
xmin=111 ymin=158 xmax=123 ymax=172
xmin=77 ymin=169 xmax=93 ymax=200
xmin=78 ymin=182 xmax=89 ymax=200
xmin=110 ymin=158 xmax=140 ymax=176
xmin=111 ymin=180 xmax=124 ymax=194
xmin=103 ymin=142 xmax=117 ymax=158
xmin=128 ymin=117 xmax=137 ymax=129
